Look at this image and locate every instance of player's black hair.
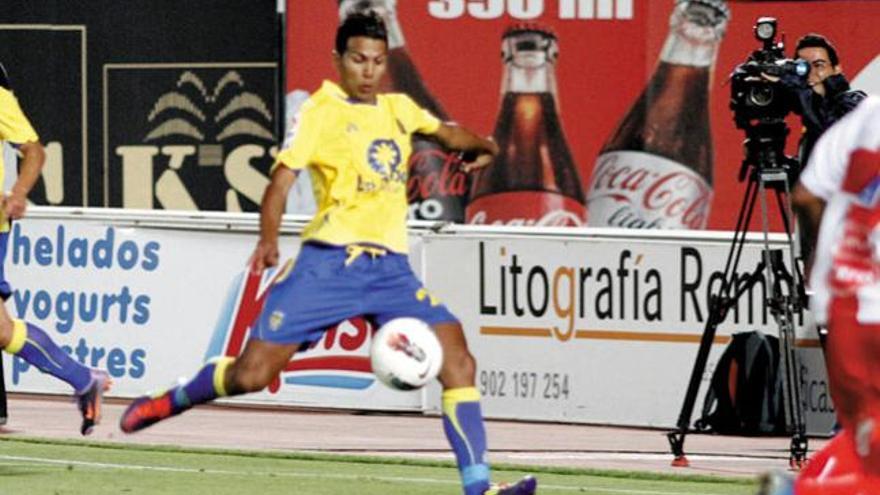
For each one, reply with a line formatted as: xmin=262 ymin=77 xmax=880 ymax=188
xmin=795 ymin=34 xmax=840 ymax=67
xmin=335 ymin=11 xmax=388 ymax=55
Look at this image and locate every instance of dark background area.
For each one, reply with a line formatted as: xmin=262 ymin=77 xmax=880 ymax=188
xmin=0 ymin=0 xmax=279 ymax=209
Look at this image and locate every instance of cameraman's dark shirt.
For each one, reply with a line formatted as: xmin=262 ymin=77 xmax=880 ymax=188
xmin=794 ymin=74 xmax=867 ymax=164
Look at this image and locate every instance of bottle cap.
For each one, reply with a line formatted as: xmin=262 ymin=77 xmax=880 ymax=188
xmin=503 ymin=23 xmax=557 ymax=41
xmin=502 ymin=23 xmax=559 ymax=65
xmin=661 ymin=0 xmax=730 ymax=66
xmin=677 ymin=0 xmax=731 ymax=25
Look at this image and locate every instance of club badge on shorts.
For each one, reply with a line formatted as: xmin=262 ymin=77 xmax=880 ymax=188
xmin=269 ymin=310 xmax=285 ymax=331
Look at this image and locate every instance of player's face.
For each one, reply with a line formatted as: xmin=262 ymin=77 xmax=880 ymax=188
xmin=335 ymin=36 xmax=388 ymax=104
xmin=796 ymin=47 xmax=841 ymax=97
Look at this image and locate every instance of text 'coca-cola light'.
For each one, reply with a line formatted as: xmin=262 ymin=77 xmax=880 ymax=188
xmin=586 ymin=0 xmax=730 ymax=230
xmin=467 ymin=25 xmax=585 ymax=227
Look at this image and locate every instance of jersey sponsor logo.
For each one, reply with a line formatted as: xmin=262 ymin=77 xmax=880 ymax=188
xmin=367 ymin=139 xmax=405 ymax=183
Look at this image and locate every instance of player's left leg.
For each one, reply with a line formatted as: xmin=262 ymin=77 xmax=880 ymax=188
xmin=0 ymin=303 xmax=109 ymax=435
xmin=0 ymin=228 xmax=10 ymax=425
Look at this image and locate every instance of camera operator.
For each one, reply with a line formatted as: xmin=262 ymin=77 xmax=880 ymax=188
xmin=787 ymin=35 xmax=866 ymax=276
xmin=789 ymin=34 xmax=867 ymax=165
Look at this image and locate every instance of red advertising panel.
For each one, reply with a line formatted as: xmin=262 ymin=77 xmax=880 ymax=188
xmin=285 ymin=0 xmax=879 ymax=231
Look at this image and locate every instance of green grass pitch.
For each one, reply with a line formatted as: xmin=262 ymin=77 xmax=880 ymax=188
xmin=0 ymin=437 xmax=758 ymax=494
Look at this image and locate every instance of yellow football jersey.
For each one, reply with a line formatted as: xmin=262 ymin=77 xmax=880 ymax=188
xmin=0 ymin=86 xmax=40 ymax=232
xmin=275 ymin=81 xmax=441 ymax=253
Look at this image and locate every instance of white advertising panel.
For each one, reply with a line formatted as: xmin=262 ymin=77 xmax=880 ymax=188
xmin=2 ymin=210 xmax=425 ymax=411
xmin=2 ymin=210 xmax=833 ymax=433
xmin=421 ymin=229 xmax=832 ymax=434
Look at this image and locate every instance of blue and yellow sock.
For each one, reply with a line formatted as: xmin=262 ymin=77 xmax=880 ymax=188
xmin=3 ymin=320 xmax=92 ymax=393
xmin=167 ymin=357 xmax=234 ymax=414
xmin=442 ymin=387 xmax=490 ymax=495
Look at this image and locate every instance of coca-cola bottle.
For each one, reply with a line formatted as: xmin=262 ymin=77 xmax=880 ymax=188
xmin=466 ymin=26 xmax=585 ymax=227
xmin=339 ymin=0 xmax=469 ymax=222
xmin=586 ymin=0 xmax=729 ymax=230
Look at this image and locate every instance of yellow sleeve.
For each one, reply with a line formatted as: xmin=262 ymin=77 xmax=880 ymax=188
xmin=0 ymin=87 xmax=39 ymax=144
xmin=396 ymin=94 xmax=441 ymax=135
xmin=273 ymin=100 xmax=322 ymax=172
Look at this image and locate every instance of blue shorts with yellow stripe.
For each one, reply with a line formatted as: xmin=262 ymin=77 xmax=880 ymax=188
xmin=252 ymin=242 xmax=458 ymax=345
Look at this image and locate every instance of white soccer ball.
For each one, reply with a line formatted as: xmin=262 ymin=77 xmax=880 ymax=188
xmin=370 ymin=317 xmax=443 ymax=391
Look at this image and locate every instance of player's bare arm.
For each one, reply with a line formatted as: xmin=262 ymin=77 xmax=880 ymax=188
xmin=252 ymin=166 xmax=297 ymax=273
xmin=791 ymin=182 xmax=825 ymax=278
xmin=4 ymin=140 xmax=44 ymax=220
xmin=433 ymin=123 xmax=499 ymax=172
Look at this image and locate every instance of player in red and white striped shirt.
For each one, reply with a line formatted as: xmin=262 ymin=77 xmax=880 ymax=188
xmin=771 ymin=95 xmax=880 ymax=494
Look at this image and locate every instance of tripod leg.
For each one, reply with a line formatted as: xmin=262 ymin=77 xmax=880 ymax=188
xmin=770 ymin=187 xmax=811 ymax=469
xmin=667 ymin=313 xmax=722 ymax=466
xmin=782 ymin=330 xmax=809 ymax=469
xmin=782 ymin=324 xmax=809 ymax=469
xmin=668 ymin=178 xmax=762 ymax=466
xmin=766 ymin=250 xmax=809 ymax=468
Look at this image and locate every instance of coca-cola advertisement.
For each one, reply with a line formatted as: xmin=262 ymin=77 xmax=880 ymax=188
xmin=285 ymin=0 xmax=880 ymax=231
xmin=467 ymin=26 xmax=586 ymax=227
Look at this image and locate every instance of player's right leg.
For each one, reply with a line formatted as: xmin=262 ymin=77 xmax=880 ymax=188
xmin=0 ymin=303 xmax=109 ymax=435
xmin=122 ymin=242 xmax=362 ymax=433
xmin=120 ymin=339 xmax=298 ymax=433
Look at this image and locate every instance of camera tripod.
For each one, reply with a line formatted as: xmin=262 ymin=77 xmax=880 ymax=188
xmin=667 ymin=121 xmax=809 ymax=469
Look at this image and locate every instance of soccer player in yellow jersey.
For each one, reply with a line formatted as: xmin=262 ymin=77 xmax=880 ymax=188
xmin=0 ymin=62 xmax=109 ymax=434
xmin=120 ymin=12 xmax=536 ymax=495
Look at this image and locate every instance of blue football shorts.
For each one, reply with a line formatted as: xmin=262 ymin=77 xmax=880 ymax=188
xmin=0 ymin=231 xmax=12 ymax=300
xmin=252 ymin=242 xmax=458 ymax=345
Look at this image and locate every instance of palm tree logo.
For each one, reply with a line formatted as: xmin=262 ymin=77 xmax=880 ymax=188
xmin=145 ymin=70 xmax=274 ymax=165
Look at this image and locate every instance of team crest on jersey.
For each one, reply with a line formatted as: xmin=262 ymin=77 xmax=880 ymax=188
xmin=367 ymin=139 xmax=405 ymax=183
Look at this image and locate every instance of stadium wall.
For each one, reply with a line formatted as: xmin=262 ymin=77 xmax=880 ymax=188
xmin=2 ymin=208 xmax=833 ymax=434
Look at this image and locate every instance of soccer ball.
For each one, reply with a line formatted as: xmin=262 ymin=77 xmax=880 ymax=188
xmin=370 ymin=317 xmax=443 ymax=391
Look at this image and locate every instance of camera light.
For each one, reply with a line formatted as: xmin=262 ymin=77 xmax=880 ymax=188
xmin=754 ymin=17 xmax=777 ymax=41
